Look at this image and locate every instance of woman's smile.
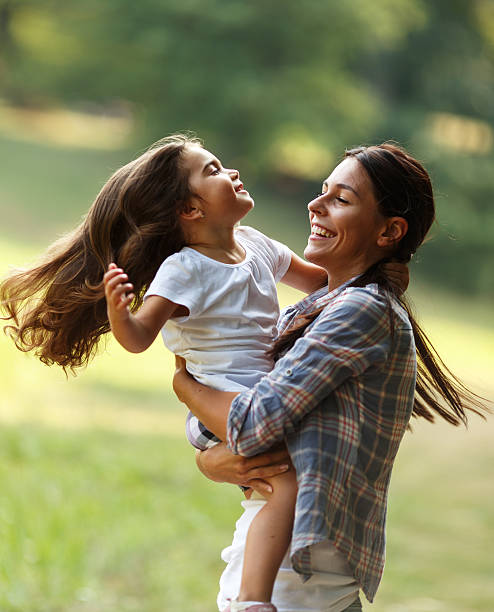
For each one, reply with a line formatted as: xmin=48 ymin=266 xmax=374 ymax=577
xmin=304 ymin=157 xmax=391 ymax=288
xmin=309 ymin=223 xmax=336 ymax=239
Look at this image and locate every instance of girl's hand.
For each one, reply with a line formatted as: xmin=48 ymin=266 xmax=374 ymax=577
xmin=382 ymin=261 xmax=409 ymax=293
xmin=103 ymin=263 xmax=135 ymax=317
xmin=195 ymin=442 xmax=291 ymax=496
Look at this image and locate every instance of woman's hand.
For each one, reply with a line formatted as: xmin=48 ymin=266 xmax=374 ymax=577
xmin=195 ymin=442 xmax=291 ymax=496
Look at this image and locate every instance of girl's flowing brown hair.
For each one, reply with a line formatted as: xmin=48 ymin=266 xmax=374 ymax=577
xmin=271 ymin=143 xmax=488 ymax=426
xmin=1 ymin=134 xmax=201 ymax=371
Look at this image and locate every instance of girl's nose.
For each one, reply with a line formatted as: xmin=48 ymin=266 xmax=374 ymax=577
xmin=228 ymin=168 xmax=239 ymax=180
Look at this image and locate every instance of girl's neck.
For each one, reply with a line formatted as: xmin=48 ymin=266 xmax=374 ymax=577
xmin=186 ymin=226 xmax=246 ymax=264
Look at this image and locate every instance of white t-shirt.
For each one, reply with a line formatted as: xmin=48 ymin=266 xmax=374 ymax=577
xmin=145 ymin=226 xmax=292 ymax=392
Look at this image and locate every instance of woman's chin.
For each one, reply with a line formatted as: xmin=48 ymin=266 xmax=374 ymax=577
xmin=304 ymin=244 xmax=328 ymax=269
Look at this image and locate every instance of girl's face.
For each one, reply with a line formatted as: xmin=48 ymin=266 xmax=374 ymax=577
xmin=304 ymin=157 xmax=391 ymax=282
xmin=183 ymin=145 xmax=254 ymax=226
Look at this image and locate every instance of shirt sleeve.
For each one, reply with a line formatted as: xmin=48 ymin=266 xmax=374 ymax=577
xmin=226 ymin=287 xmax=392 ymax=456
xmin=236 ymin=226 xmax=292 ymax=282
xmin=144 ymin=253 xmax=201 ymax=318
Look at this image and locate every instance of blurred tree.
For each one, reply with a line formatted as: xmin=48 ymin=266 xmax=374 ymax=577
xmin=355 ymin=0 xmax=494 ymax=294
xmin=1 ymin=0 xmax=493 ymax=294
xmin=0 ymin=0 xmax=426 ymax=170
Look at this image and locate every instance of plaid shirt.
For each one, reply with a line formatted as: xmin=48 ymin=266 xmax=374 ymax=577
xmin=226 ymin=281 xmax=416 ymax=602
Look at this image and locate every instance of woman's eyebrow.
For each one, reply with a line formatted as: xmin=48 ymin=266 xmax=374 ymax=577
xmin=338 ymin=183 xmax=360 ymax=197
xmin=323 ymin=180 xmax=360 ymax=198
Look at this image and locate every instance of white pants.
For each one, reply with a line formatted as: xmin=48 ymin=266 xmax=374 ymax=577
xmin=217 ymin=495 xmax=360 ymax=612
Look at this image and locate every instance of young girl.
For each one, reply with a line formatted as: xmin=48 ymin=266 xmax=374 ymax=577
xmin=101 ymin=135 xmax=327 ymax=612
xmin=0 ymin=134 xmax=321 ymax=611
xmin=1 ymin=134 xmax=405 ymax=612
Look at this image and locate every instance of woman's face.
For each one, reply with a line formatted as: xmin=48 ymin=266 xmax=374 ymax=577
xmin=304 ymin=157 xmax=389 ymax=282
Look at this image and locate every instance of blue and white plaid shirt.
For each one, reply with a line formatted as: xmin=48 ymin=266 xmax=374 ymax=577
xmin=226 ymin=281 xmax=416 ymax=602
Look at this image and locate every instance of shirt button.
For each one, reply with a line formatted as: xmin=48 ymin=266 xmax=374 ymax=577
xmin=285 ymin=368 xmax=293 ymax=377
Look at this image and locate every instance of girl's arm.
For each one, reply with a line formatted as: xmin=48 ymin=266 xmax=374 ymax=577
xmin=280 ymin=253 xmax=409 ymax=295
xmin=104 ymin=264 xmax=186 ymax=353
xmin=280 ymin=253 xmax=327 ymax=294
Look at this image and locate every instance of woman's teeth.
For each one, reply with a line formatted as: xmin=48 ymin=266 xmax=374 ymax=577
xmin=312 ymin=225 xmax=335 ymax=238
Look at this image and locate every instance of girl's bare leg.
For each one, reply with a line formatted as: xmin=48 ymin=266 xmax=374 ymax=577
xmin=237 ymin=468 xmax=297 ymax=603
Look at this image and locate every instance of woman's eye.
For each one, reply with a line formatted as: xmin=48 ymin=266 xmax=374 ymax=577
xmin=336 ymin=196 xmax=349 ymax=203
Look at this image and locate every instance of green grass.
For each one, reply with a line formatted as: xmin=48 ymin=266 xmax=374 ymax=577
xmin=1 ymin=136 xmax=494 ymax=610
xmin=0 ymin=424 xmax=240 ymax=612
xmin=1 ymin=233 xmax=493 ymax=611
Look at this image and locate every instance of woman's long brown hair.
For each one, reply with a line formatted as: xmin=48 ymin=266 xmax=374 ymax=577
xmin=271 ymin=143 xmax=488 ymax=426
xmin=1 ymin=134 xmax=201 ymax=372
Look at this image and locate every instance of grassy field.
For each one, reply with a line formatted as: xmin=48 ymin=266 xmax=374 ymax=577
xmin=1 ymin=135 xmax=493 ymax=611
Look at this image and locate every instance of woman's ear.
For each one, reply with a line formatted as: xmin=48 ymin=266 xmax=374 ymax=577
xmin=377 ymin=217 xmax=408 ymax=248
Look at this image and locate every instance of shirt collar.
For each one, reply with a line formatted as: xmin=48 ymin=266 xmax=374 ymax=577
xmin=297 ymin=275 xmax=360 ymax=314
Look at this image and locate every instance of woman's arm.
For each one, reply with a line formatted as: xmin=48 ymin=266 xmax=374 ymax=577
xmin=174 ymin=356 xmax=236 ymax=440
xmin=174 ymin=287 xmax=392 ymax=456
xmin=280 ymin=253 xmax=327 ymax=294
xmin=195 ymin=442 xmax=291 ymax=494
xmin=104 ymin=263 xmax=186 ymax=353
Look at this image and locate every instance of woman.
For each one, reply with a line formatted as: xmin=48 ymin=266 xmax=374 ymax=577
xmin=173 ymin=143 xmax=486 ymax=612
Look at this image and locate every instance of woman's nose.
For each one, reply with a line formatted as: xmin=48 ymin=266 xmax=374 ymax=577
xmin=228 ymin=168 xmax=239 ymax=180
xmin=308 ymin=195 xmax=324 ymax=213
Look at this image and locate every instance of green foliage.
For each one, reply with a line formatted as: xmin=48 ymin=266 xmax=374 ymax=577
xmin=1 ymin=1 xmax=426 ymax=162
xmin=1 ymin=1 xmax=493 ymax=292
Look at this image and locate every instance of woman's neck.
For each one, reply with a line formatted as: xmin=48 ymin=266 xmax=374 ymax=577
xmin=326 ymin=257 xmax=380 ymax=292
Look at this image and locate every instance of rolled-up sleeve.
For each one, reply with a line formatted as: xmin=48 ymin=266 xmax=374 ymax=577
xmin=227 ymin=288 xmax=392 ymax=456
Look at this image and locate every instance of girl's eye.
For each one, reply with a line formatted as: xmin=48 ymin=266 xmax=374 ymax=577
xmin=336 ymin=196 xmax=349 ymax=203
xmin=211 ymin=168 xmax=220 ymax=175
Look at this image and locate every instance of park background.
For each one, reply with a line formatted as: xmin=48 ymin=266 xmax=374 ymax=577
xmin=0 ymin=1 xmax=493 ymax=610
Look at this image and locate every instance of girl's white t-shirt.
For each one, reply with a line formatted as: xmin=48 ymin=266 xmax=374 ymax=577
xmin=144 ymin=226 xmax=292 ymax=391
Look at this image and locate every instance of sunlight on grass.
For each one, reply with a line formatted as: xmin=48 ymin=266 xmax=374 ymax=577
xmin=0 ymin=101 xmax=133 ymax=150
xmin=1 ymin=234 xmax=493 ymax=611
